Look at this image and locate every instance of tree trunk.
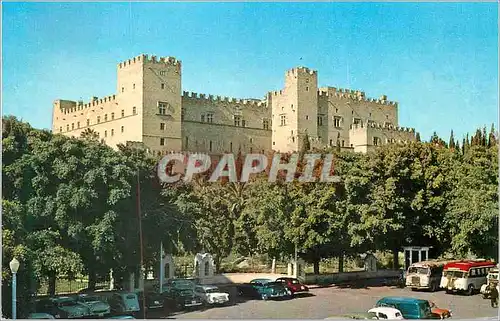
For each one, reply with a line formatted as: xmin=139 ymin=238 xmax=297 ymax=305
xmin=338 ymin=251 xmax=344 ymax=273
xmin=392 ymin=249 xmax=399 ymax=270
xmin=48 ymin=272 xmax=57 ymax=297
xmin=313 ymin=259 xmax=320 ymax=274
xmin=88 ymin=270 xmax=97 ymax=290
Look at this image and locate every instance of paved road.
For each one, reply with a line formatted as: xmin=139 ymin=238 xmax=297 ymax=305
xmin=150 ymin=283 xmax=499 ymax=319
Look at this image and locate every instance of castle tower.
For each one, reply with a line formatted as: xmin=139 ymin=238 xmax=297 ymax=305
xmin=117 ymin=54 xmax=183 ymax=153
xmin=270 ymin=67 xmax=318 ymax=152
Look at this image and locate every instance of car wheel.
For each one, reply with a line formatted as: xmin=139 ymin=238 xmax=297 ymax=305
xmin=467 ymin=284 xmax=475 ymax=296
xmin=261 ymin=294 xmax=268 ymax=301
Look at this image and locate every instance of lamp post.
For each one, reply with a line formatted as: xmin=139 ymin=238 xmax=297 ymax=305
xmin=10 ymin=258 xmax=20 ymax=319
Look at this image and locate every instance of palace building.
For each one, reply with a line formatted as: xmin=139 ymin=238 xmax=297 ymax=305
xmin=52 ymin=54 xmax=416 ymax=155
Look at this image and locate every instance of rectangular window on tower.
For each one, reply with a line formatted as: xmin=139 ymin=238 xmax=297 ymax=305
xmin=334 ymin=116 xmax=341 ymax=128
xmin=234 ymin=115 xmax=241 ymax=127
xmin=160 ymin=123 xmax=165 ymax=130
xmin=160 ymin=138 xmax=165 ymax=146
xmin=280 ymin=115 xmax=286 ymax=126
xmin=206 ymin=113 xmax=213 ymax=123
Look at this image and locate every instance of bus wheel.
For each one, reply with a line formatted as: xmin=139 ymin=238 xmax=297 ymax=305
xmin=467 ymin=284 xmax=475 ymax=296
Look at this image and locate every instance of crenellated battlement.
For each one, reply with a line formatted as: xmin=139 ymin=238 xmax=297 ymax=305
xmin=58 ymin=94 xmax=117 ymax=114
xmin=286 ymin=66 xmax=317 ymax=76
xmin=182 ymin=91 xmax=267 ymax=107
xmin=318 ymin=87 xmax=397 ymax=106
xmin=118 ymin=54 xmax=181 ymax=69
xmin=349 ymin=121 xmax=415 ymax=133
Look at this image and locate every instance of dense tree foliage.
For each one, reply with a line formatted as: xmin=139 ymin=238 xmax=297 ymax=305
xmin=2 ymin=116 xmax=498 ymax=317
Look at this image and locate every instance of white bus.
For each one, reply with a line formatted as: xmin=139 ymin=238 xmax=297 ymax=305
xmin=440 ymin=260 xmax=496 ymax=295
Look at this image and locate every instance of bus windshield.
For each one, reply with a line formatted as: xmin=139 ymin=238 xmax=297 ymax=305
xmin=443 ymin=270 xmax=466 ymax=278
xmin=408 ymin=267 xmax=429 ymax=275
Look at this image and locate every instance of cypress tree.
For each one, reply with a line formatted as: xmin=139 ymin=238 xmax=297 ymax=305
xmin=416 ymin=132 xmax=421 ymax=142
xmin=488 ymin=123 xmax=497 ymax=148
xmin=449 ymin=130 xmax=455 ymax=149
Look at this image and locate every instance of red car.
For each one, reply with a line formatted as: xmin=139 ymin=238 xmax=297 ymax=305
xmin=275 ymin=277 xmax=309 ymax=297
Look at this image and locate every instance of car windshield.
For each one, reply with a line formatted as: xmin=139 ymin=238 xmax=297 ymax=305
xmin=443 ymin=270 xmax=466 ymax=278
xmin=419 ymin=302 xmax=432 ymax=317
xmin=408 ymin=267 xmax=429 ymax=275
xmin=205 ymin=288 xmax=220 ymax=293
xmin=172 ymin=280 xmax=194 ymax=289
xmin=59 ymin=300 xmax=76 ymax=307
xmin=81 ymin=296 xmax=100 ymax=302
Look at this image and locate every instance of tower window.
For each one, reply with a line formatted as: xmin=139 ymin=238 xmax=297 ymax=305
xmin=87 ymin=119 xmax=90 ymax=126
xmin=334 ymin=116 xmax=341 ymax=128
xmin=111 ymin=112 xmax=115 ymax=120
xmin=329 ymin=139 xmax=333 ymax=146
xmin=234 ymin=115 xmax=241 ymax=127
xmin=342 ymin=140 xmax=345 ymax=147
xmin=160 ymin=70 xmax=166 ymax=76
xmin=121 ymin=126 xmax=124 ymax=133
xmin=209 ymin=141 xmax=213 ymax=152
xmin=185 ymin=137 xmax=189 ymax=149
xmin=230 ymin=142 xmax=233 ymax=152
xmin=158 ymin=102 xmax=167 ymax=115
xmin=133 ymin=83 xmax=135 ymax=89
xmin=160 ymin=123 xmax=165 ymax=130
xmin=133 ymin=107 xmax=137 ymax=115
xmin=77 ymin=122 xmax=80 ymax=129
xmin=105 ymin=114 xmax=108 ymax=122
xmin=160 ymin=138 xmax=165 ymax=146
xmin=242 ymin=119 xmax=246 ymax=127
xmin=97 ymin=116 xmax=101 ymax=123
xmin=59 ymin=127 xmax=62 ymax=133
xmin=71 ymin=123 xmax=74 ymax=130
xmin=121 ymin=110 xmax=124 ymax=117
xmin=111 ymin=129 xmax=114 ymax=136
xmin=306 ymin=86 xmax=309 ymax=91
xmin=280 ymin=115 xmax=286 ymax=126
xmin=161 ymin=83 xmax=165 ymax=89
xmin=263 ymin=119 xmax=270 ymax=130
xmin=305 ymin=115 xmax=309 ymax=120
xmin=104 ymin=130 xmax=107 ymax=137
xmin=121 ymin=87 xmax=124 ymax=92
xmin=317 ymin=115 xmax=324 ymax=126
xmin=353 ymin=118 xmax=361 ymax=125
xmin=373 ymin=137 xmax=380 ymax=146
xmin=201 ymin=114 xmax=205 ymax=122
xmin=250 ymin=138 xmax=253 ymax=143
xmin=206 ymin=113 xmax=213 ymax=123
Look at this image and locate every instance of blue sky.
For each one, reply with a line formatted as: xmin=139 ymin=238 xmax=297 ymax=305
xmin=2 ymin=2 xmax=498 ymax=141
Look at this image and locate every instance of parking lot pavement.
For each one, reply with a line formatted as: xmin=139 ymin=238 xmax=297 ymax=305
xmin=158 ymin=285 xmax=499 ymax=319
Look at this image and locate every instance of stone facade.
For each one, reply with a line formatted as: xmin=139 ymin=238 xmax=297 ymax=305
xmin=52 ymin=54 xmax=416 ymax=154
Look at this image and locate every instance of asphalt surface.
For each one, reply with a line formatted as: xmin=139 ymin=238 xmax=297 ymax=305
xmin=147 ymin=283 xmax=499 ymax=319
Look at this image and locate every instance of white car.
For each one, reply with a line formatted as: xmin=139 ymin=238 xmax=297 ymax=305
xmin=368 ymin=307 xmax=405 ymax=320
xmin=194 ymin=285 xmax=230 ymax=305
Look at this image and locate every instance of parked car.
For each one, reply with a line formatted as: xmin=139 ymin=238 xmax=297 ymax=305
xmin=237 ymin=278 xmax=292 ymax=300
xmin=194 ymin=285 xmax=230 ymax=305
xmin=27 ymin=313 xmax=56 ymax=319
xmin=34 ymin=298 xmax=61 ymax=318
xmin=50 ymin=296 xmax=91 ymax=319
xmin=106 ymin=292 xmax=141 ymax=315
xmin=76 ymin=293 xmax=111 ymax=317
xmin=107 ymin=316 xmax=136 ymax=319
xmin=161 ymin=278 xmax=203 ymax=310
xmin=136 ymin=290 xmax=165 ymax=312
xmin=428 ymin=301 xmax=452 ymax=319
xmin=480 ymin=267 xmax=499 ymax=299
xmin=275 ymin=277 xmax=309 ymax=296
xmin=368 ymin=307 xmax=405 ymax=319
xmin=375 ymin=297 xmax=441 ymax=319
